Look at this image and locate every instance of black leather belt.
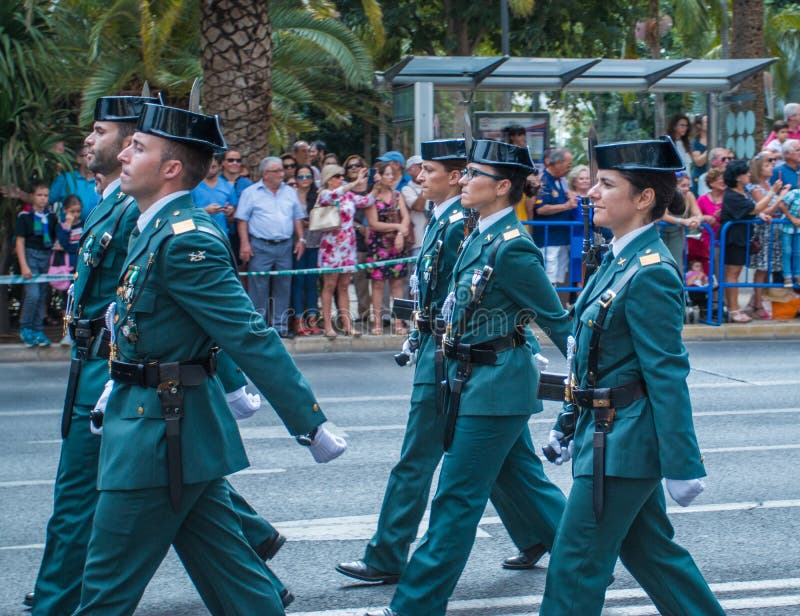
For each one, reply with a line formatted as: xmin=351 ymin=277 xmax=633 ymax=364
xmin=572 ymin=379 xmax=646 ymax=410
xmin=415 ymin=314 xmax=446 ymax=336
xmin=110 ymin=352 xmax=217 ymax=388
xmin=68 ymin=316 xmax=105 ymax=343
xmin=252 ymin=236 xmax=290 ymax=245
xmin=443 ymin=331 xmax=525 ymax=365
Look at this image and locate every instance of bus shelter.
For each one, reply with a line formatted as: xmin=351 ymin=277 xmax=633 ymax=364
xmin=375 ymin=56 xmax=777 ymax=158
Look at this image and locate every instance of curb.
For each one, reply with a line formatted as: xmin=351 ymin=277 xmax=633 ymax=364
xmin=1 ymin=321 xmax=799 ymax=362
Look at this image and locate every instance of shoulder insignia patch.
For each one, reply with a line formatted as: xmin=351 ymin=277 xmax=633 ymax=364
xmin=449 ymin=211 xmax=464 ymax=223
xmin=639 ymin=253 xmax=661 ymax=266
xmin=503 ymin=228 xmax=521 ymax=241
xmin=172 ymin=219 xmax=196 ymax=235
xmin=189 ymin=250 xmax=206 ymax=262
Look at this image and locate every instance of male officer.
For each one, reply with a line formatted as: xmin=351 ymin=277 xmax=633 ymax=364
xmin=338 ymin=139 xmax=549 ymax=586
xmin=73 ymin=103 xmax=345 ymax=614
xmin=366 ymin=140 xmax=571 ymax=616
xmin=26 ymin=96 xmax=296 ymax=614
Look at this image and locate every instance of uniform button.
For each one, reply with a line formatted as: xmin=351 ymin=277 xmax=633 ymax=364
xmin=114 ymin=314 xmax=120 ymax=323
xmin=137 ymin=406 xmax=144 ymax=415
xmin=236 ymin=368 xmax=242 ymax=373
xmin=173 ymin=210 xmax=181 ymax=215
xmin=588 ymin=319 xmax=593 ymax=328
xmin=312 ymin=403 xmax=320 ymax=412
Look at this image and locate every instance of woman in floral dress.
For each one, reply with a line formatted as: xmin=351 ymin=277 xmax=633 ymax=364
xmin=316 ymin=164 xmax=373 ymax=337
xmin=365 ymin=161 xmax=411 ymax=335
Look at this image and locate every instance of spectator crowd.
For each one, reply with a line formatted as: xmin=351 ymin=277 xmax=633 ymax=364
xmin=6 ymin=105 xmax=800 ymax=343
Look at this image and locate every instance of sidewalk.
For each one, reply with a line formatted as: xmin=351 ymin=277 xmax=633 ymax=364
xmin=2 ymin=319 xmax=799 ymax=362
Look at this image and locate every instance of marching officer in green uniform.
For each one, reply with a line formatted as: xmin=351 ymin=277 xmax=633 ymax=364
xmin=28 ymin=94 xmax=159 ymax=615
xmin=27 ymin=95 xmax=298 ymax=614
xmin=540 ymin=137 xmax=724 ymax=615
xmin=367 ymin=139 xmax=571 ymax=616
xmin=73 ymin=102 xmax=346 ymax=615
xmin=337 ymin=139 xmax=548 ymax=585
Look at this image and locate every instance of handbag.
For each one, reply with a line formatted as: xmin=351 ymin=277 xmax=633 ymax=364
xmin=308 ymin=194 xmax=342 ymax=233
xmin=48 ymin=252 xmax=73 ymax=291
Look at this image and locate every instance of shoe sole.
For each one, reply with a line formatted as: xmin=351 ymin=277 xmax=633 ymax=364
xmin=334 ymin=565 xmax=399 ymax=584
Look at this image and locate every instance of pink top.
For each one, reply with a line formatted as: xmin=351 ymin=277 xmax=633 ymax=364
xmin=697 ymin=193 xmax=722 ymax=248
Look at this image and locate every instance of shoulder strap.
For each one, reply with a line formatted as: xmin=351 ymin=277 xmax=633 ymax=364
xmin=453 ymin=233 xmax=505 ymax=338
xmin=196 ymin=223 xmax=238 ymax=269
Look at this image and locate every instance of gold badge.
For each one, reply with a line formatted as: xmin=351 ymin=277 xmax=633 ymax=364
xmin=449 ymin=211 xmax=464 ymax=223
xmin=503 ymin=229 xmax=521 ymax=241
xmin=172 ymin=219 xmax=196 ymax=235
xmin=639 ymin=253 xmax=662 ymax=266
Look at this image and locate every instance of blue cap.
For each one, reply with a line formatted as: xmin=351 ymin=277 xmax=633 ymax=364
xmin=377 ymin=151 xmax=405 ymax=165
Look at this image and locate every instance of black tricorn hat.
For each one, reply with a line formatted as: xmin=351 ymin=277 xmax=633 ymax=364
xmin=469 ymin=139 xmax=535 ymax=172
xmin=136 ymin=103 xmax=227 ymax=153
xmin=94 ymin=95 xmax=163 ymax=122
xmin=594 ymin=136 xmax=684 ymax=172
xmin=421 ymin=139 xmax=467 ymax=162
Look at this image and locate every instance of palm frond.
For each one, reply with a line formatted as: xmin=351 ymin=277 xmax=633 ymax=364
xmin=508 ymin=0 xmax=535 ymax=17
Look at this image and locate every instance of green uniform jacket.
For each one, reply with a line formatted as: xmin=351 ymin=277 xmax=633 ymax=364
xmin=71 ymin=187 xmax=139 ymax=407
xmin=568 ymin=225 xmax=706 ymax=480
xmin=98 ymin=194 xmax=325 ymax=491
xmin=445 ymin=210 xmax=571 ymax=416
xmin=410 ymin=198 xmax=465 ymax=387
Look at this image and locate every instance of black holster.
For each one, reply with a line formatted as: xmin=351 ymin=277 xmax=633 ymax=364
xmin=61 ymin=318 xmax=102 ymax=438
xmin=157 ymin=363 xmax=185 ymax=513
xmin=444 ymin=345 xmax=471 ymax=451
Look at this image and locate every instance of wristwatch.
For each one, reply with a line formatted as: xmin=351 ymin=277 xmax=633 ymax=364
xmin=299 ymin=237 xmax=307 ymax=244
xmin=295 ymin=426 xmax=319 ymax=446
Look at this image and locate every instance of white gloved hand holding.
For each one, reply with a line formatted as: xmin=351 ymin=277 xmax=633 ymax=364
xmin=402 ymin=338 xmax=417 ymax=366
xmin=533 ymin=353 xmax=550 ymax=371
xmin=90 ymin=379 xmax=114 ymax=436
xmin=547 ymin=429 xmax=574 ymax=465
xmin=226 ymin=386 xmax=262 ymax=420
xmin=665 ymin=478 xmax=705 ymax=507
xmin=302 ymin=426 xmax=348 ymax=463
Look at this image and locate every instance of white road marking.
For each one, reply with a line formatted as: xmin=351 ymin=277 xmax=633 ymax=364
xmin=284 ymin=578 xmax=800 ymax=615
xmin=0 ymin=479 xmax=54 ymax=488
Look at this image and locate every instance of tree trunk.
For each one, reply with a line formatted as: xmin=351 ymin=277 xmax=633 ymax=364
xmin=200 ymin=0 xmax=272 ymax=173
xmin=731 ymin=0 xmax=766 ymax=142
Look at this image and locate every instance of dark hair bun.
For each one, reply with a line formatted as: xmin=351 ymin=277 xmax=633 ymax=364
xmin=668 ymin=189 xmax=686 ymax=217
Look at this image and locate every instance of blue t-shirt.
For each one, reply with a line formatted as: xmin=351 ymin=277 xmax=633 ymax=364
xmin=533 ymin=170 xmax=572 ymax=246
xmin=191 ymin=176 xmax=238 ymax=234
xmin=49 ymin=171 xmax=100 ymax=217
xmin=771 ymin=164 xmax=799 ymax=191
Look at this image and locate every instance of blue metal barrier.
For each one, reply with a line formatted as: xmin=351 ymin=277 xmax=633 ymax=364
xmin=716 ymin=218 xmax=793 ymax=324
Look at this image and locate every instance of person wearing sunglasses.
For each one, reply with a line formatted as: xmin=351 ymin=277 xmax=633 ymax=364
xmin=291 ymin=164 xmax=322 ymax=336
xmin=697 ymin=147 xmax=735 ymax=197
xmin=315 ymin=164 xmax=373 ymax=337
xmin=365 ymin=140 xmax=571 ymax=616
xmin=342 ymin=156 xmax=374 ymax=323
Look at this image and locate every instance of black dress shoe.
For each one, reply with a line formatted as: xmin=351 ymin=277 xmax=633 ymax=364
xmin=255 ymin=532 xmax=286 ymax=561
xmin=336 ymin=560 xmax=400 ymax=584
xmin=280 ymin=588 xmax=294 ymax=608
xmin=502 ymin=543 xmax=548 ymax=570
xmin=23 ymin=592 xmax=34 ymax=608
xmin=364 ymin=609 xmax=398 ymax=616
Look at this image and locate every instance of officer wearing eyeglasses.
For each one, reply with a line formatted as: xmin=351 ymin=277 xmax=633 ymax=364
xmin=365 ymin=139 xmax=571 ymax=616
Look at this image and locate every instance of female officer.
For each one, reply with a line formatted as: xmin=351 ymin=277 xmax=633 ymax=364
xmin=540 ymin=137 xmax=724 ymax=615
xmin=366 ymin=140 xmax=571 ymax=616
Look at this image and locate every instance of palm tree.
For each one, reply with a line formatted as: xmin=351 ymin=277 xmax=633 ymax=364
xmin=731 ymin=0 xmax=767 ymax=139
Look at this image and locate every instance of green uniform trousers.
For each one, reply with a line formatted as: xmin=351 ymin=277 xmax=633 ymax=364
xmin=364 ymin=387 xmax=546 ymax=575
xmin=31 ymin=410 xmax=282 ymax=615
xmin=540 ymin=476 xmax=724 ymax=615
xmin=75 ymin=479 xmax=284 ymax=615
xmin=391 ymin=414 xmax=566 ymax=616
xmin=32 ymin=408 xmax=99 ymax=616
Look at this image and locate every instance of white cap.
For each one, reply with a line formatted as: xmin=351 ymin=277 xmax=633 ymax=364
xmin=406 ymin=155 xmax=423 ymax=169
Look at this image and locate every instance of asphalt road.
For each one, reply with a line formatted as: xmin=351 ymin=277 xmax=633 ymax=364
xmin=1 ymin=339 xmax=800 ymax=615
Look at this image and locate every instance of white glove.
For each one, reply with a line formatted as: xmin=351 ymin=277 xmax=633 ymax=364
xmin=547 ymin=429 xmax=574 ymax=465
xmin=402 ymin=338 xmax=417 ymax=366
xmin=665 ymin=478 xmax=705 ymax=507
xmin=226 ymin=386 xmax=262 ymax=420
xmin=305 ymin=426 xmax=347 ymax=463
xmin=533 ymin=353 xmax=550 ymax=371
xmin=90 ymin=379 xmax=114 ymax=436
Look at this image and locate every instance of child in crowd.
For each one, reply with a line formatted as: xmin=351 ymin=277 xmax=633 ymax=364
xmin=780 ymin=188 xmax=800 ymax=288
xmin=766 ymin=121 xmax=790 ymax=159
xmin=685 ymin=259 xmax=709 ymax=287
xmin=54 ymin=195 xmax=84 ymax=345
xmin=15 ymin=182 xmax=58 ymax=347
